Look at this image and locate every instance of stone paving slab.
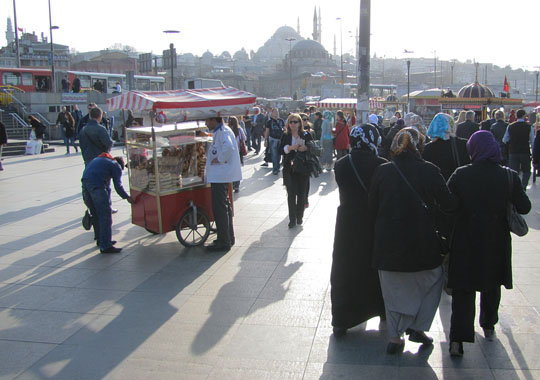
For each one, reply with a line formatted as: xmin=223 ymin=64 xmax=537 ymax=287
xmin=1 ymin=148 xmax=540 ymax=379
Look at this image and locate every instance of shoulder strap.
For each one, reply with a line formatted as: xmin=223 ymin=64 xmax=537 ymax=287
xmin=450 ymin=137 xmax=460 ymax=167
xmin=391 ymin=161 xmax=428 ymax=209
xmin=348 ymin=154 xmax=367 ymax=192
xmin=506 ymin=167 xmax=513 ymax=198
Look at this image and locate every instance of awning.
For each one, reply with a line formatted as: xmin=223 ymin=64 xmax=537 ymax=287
xmin=106 ymin=87 xmax=257 ymax=121
xmin=315 ymin=98 xmax=383 ymax=110
xmin=524 ymin=101 xmax=540 ymax=108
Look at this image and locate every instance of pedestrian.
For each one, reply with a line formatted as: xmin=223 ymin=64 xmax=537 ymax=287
xmin=243 ymin=115 xmax=253 ymax=151
xmin=228 ymin=116 xmax=246 ymax=193
xmin=251 ymin=107 xmax=265 ymax=154
xmin=333 ymin=110 xmax=350 ymax=160
xmin=508 ymin=109 xmax=517 ymax=123
xmin=320 ymin=111 xmax=334 ymax=170
xmin=0 ymin=121 xmax=7 ymax=171
xmin=456 ymin=110 xmax=479 ymax=140
xmin=490 ymin=110 xmax=508 ymax=165
xmin=204 ymin=116 xmax=242 ymax=251
xmin=57 ymin=107 xmax=78 ymax=155
xmin=79 ymin=107 xmax=113 ymax=166
xmin=264 ymin=108 xmax=285 ymax=175
xmin=312 ymin=111 xmax=323 ymax=141
xmin=423 ymin=113 xmax=470 ymax=181
xmin=72 ymin=77 xmax=81 ymax=93
xmin=113 ymin=81 xmax=122 ymax=94
xmin=71 ymin=105 xmax=83 ymax=138
xmin=331 ymin=124 xmax=386 ymax=337
xmin=300 ymin=113 xmax=313 ymax=207
xmin=61 ymin=77 xmax=70 ymax=93
xmin=380 ymin=118 xmax=405 ymax=159
xmin=369 ymin=127 xmax=457 ymax=354
xmin=77 ymin=103 xmax=96 ymax=136
xmin=279 ymin=113 xmax=313 ymax=228
xmin=447 ymin=130 xmax=531 ymax=357
xmin=82 ymin=153 xmax=133 ymax=254
xmin=503 ymin=109 xmax=535 ymax=189
xmin=25 ymin=116 xmax=44 ymax=155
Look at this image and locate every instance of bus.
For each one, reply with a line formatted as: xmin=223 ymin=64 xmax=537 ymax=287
xmin=0 ymin=67 xmax=165 ymax=93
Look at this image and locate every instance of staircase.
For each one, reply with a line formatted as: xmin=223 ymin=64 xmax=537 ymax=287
xmin=1 ymin=107 xmax=30 ymax=140
xmin=2 ymin=140 xmax=55 ymax=157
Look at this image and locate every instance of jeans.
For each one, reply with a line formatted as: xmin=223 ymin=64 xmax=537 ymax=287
xmin=286 ymin=172 xmax=309 ymax=223
xmin=82 ymin=181 xmax=113 ymax=250
xmin=211 ymin=183 xmax=234 ymax=246
xmin=64 ymin=136 xmax=78 ymax=153
xmin=268 ymin=136 xmax=281 ymax=172
xmin=246 ymin=127 xmax=252 ymax=150
xmin=508 ymin=153 xmax=531 ymax=189
xmin=252 ymin=130 xmax=262 ymax=153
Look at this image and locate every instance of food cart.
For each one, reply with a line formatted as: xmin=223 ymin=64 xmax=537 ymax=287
xmin=107 ymin=87 xmax=257 ymax=246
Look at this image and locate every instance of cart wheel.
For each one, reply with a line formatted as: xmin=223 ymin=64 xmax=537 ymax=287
xmin=176 ymin=208 xmax=210 ymax=247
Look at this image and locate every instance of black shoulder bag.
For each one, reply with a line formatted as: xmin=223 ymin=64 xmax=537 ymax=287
xmin=506 ymin=168 xmax=528 ymax=236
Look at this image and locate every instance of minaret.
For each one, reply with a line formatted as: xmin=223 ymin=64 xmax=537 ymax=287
xmin=312 ymin=7 xmax=319 ymax=41
xmin=297 ymin=16 xmax=300 ymax=35
xmin=6 ymin=17 xmax=14 ymax=45
xmin=318 ymin=6 xmax=322 ymax=43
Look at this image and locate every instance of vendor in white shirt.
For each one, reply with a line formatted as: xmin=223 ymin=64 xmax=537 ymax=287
xmin=205 ymin=116 xmax=242 ymax=251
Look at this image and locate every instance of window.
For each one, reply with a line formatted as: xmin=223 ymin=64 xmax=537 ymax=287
xmin=22 ymin=73 xmax=33 ymax=86
xmin=2 ymin=72 xmax=20 ymax=85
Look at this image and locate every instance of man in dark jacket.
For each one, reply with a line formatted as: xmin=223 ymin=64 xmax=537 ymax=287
xmin=455 ymin=111 xmax=479 ymax=140
xmin=312 ymin=111 xmax=323 ymax=141
xmin=82 ymin=154 xmax=133 ymax=253
xmin=251 ymin=108 xmax=266 ymax=154
xmin=503 ymin=109 xmax=535 ymax=189
xmin=71 ymin=105 xmax=83 ymax=137
xmin=490 ymin=110 xmax=508 ymax=164
xmin=79 ymin=107 xmax=113 ymax=166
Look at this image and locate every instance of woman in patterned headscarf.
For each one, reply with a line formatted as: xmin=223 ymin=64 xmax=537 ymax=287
xmin=331 ymin=124 xmax=386 ymax=337
xmin=369 ymin=127 xmax=457 ymax=354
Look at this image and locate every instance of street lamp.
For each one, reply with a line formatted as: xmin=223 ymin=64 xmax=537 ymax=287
xmin=407 ymin=60 xmax=411 ymax=113
xmin=285 ymin=37 xmax=296 ymax=98
xmin=336 ymin=17 xmax=344 ymax=97
xmin=163 ymin=30 xmax=180 ymax=90
xmin=48 ymin=0 xmax=58 ymax=92
xmin=431 ymin=50 xmax=437 ymax=88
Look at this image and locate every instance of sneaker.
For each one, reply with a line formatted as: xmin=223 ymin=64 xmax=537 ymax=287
xmin=261 ymin=162 xmax=269 ymax=167
xmin=100 ymin=246 xmax=122 ymax=254
xmin=206 ymin=241 xmax=231 ymax=252
xmin=272 ymin=170 xmax=279 ymax=175
xmin=449 ymin=341 xmax=464 ymax=357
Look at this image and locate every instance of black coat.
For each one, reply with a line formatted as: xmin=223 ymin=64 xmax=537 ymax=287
xmin=447 ymin=162 xmax=531 ymax=291
xmin=0 ymin=121 xmax=7 ymax=145
xmin=455 ymin=120 xmax=479 ymax=140
xmin=422 ymin=137 xmax=470 ymax=181
xmin=369 ymin=153 xmax=457 ymax=272
xmin=29 ymin=119 xmax=46 ymax=139
xmin=279 ymin=131 xmax=313 ymax=187
xmin=331 ymin=149 xmax=386 ymax=328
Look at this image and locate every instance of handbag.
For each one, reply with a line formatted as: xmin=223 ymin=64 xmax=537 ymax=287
xmin=291 ymin=151 xmax=311 ymax=175
xmin=506 ymin=168 xmax=528 ymax=236
xmin=239 ymin=139 xmax=247 ymax=156
xmin=82 ymin=210 xmax=93 ymax=230
xmin=391 ymin=161 xmax=450 ymax=255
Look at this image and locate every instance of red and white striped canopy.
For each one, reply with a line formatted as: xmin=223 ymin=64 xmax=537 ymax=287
xmin=107 ymin=86 xmax=257 ymax=121
xmin=315 ymin=98 xmax=383 ymax=110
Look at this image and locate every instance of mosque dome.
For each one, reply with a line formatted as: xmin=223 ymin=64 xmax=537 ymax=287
xmin=458 ymin=82 xmax=495 ymax=98
xmin=233 ymin=48 xmax=249 ymax=61
xmin=256 ymin=26 xmax=303 ymax=60
xmin=290 ymin=39 xmax=328 ymax=59
xmin=202 ymin=50 xmax=213 ymax=59
xmin=220 ymin=51 xmax=231 ymax=59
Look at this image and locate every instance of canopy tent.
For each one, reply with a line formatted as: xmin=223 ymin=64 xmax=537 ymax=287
xmin=316 ymin=98 xmax=383 ymax=110
xmin=106 ymin=87 xmax=257 ymax=122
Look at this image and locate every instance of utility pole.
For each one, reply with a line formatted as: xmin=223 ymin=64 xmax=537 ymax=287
xmin=356 ymin=0 xmax=370 ymax=123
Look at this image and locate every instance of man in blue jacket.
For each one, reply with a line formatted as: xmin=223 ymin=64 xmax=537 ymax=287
xmin=82 ymin=153 xmax=133 ymax=253
xmin=79 ymin=106 xmax=113 ymax=165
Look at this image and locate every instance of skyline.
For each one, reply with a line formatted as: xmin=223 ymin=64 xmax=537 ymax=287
xmin=2 ymin=0 xmax=539 ymax=70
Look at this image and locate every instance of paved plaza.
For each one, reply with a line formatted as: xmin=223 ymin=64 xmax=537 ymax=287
xmin=1 ymin=148 xmax=540 ymax=380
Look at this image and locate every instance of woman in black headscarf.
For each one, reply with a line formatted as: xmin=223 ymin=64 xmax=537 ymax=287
xmin=330 ymin=124 xmax=387 ymax=337
xmin=447 ymin=130 xmax=531 ymax=357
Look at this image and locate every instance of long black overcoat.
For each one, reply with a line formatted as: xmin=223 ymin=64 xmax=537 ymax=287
xmin=331 ymin=149 xmax=386 ymax=329
xmin=447 ymin=162 xmax=531 ymax=291
xmin=369 ymin=152 xmax=457 ymax=272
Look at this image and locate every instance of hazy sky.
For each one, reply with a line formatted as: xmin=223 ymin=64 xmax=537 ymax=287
xmin=2 ymin=0 xmax=539 ymax=70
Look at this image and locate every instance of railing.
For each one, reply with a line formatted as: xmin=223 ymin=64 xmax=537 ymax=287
xmin=8 ymin=112 xmax=31 ymax=140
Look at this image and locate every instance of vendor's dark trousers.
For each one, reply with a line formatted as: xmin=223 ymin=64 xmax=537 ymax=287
xmin=286 ymin=173 xmax=309 ymax=224
xmin=252 ymin=131 xmax=262 ymax=154
xmin=450 ymin=287 xmax=501 ymax=343
xmin=211 ymin=182 xmax=234 ymax=246
xmin=82 ymin=181 xmax=113 ymax=250
xmin=508 ymin=153 xmax=531 ymax=189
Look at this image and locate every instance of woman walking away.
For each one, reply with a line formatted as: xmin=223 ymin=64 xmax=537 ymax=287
xmin=331 ymin=124 xmax=386 ymax=337
xmin=369 ymin=127 xmax=457 ymax=354
xmin=228 ymin=116 xmax=246 ymax=193
xmin=447 ymin=131 xmax=530 ymax=357
xmin=279 ymin=113 xmax=313 ymax=228
xmin=333 ymin=110 xmax=350 ymax=160
xmin=320 ymin=111 xmax=334 ymax=171
xmin=423 ymin=113 xmax=470 ymax=181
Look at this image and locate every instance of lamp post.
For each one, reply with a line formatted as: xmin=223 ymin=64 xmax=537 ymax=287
xmin=407 ymin=60 xmax=411 ymax=113
xmin=336 ymin=17 xmax=344 ymax=97
xmin=356 ymin=0 xmax=371 ymax=123
xmin=163 ymin=30 xmax=180 ymax=90
xmin=48 ymin=0 xmax=58 ymax=92
xmin=285 ymin=37 xmax=296 ymax=98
